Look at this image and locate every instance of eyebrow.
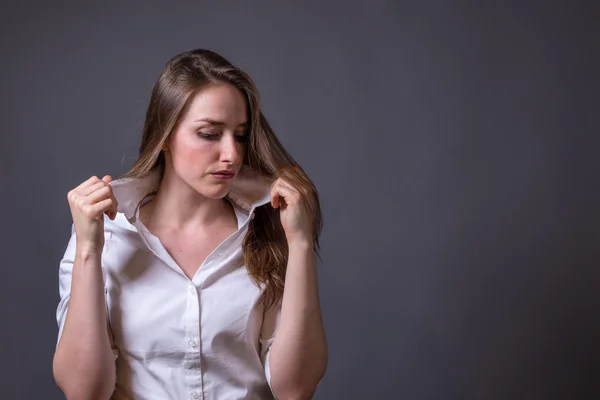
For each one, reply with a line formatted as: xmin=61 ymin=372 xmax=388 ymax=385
xmin=195 ymin=118 xmax=249 ymax=128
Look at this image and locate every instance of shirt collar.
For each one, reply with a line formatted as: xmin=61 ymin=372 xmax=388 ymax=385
xmin=109 ymin=167 xmax=273 ymax=221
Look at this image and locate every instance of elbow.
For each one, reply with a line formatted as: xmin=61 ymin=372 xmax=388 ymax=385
xmin=271 ymin=352 xmax=328 ymax=400
xmin=53 ymin=351 xmax=115 ymax=400
xmin=55 ymin=378 xmax=115 ymax=400
xmin=60 ymin=390 xmax=113 ymax=400
xmin=271 ymin=384 xmax=319 ymax=400
xmin=58 ymin=388 xmax=113 ymax=400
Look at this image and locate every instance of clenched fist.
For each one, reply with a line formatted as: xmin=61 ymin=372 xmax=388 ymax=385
xmin=67 ymin=175 xmax=118 ymax=254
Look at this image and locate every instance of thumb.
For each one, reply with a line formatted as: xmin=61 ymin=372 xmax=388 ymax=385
xmin=101 ymin=175 xmax=117 ymax=220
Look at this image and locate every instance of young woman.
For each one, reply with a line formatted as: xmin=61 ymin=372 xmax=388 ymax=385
xmin=53 ymin=49 xmax=327 ymax=400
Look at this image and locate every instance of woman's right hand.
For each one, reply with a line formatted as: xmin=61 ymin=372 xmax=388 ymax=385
xmin=67 ymin=175 xmax=118 ymax=254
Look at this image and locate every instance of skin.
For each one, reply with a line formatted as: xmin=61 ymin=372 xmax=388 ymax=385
xmin=54 ymin=83 xmax=327 ymax=400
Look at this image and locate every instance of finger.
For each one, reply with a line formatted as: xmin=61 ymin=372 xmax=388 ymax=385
xmin=75 ymin=175 xmax=102 ymax=191
xmin=100 ymin=175 xmax=118 ymax=218
xmin=274 ymin=180 xmax=298 ymax=200
xmin=87 ymin=185 xmax=113 ymax=205
xmin=106 ymin=186 xmax=118 ymax=219
xmin=84 ymin=185 xmax=118 ymax=220
xmin=88 ymin=198 xmax=115 ymax=219
xmin=80 ymin=181 xmax=108 ymax=197
xmin=277 ymin=186 xmax=298 ymax=206
xmin=271 ymin=182 xmax=298 ymax=209
xmin=270 ymin=181 xmax=282 ymax=208
xmin=105 ymin=209 xmax=115 ymax=220
xmin=276 ymin=178 xmax=301 ymax=196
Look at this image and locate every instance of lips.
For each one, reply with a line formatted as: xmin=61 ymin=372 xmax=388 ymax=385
xmin=212 ymin=170 xmax=235 ymax=179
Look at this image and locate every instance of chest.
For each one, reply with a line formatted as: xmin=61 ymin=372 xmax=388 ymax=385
xmin=159 ymin=228 xmax=235 ymax=279
xmin=102 ymin=228 xmax=265 ymax=361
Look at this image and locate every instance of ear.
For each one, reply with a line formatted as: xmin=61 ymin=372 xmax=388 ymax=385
xmin=161 ymin=142 xmax=169 ymax=151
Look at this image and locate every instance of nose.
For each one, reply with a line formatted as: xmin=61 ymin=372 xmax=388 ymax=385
xmin=219 ymin=134 xmax=241 ymax=165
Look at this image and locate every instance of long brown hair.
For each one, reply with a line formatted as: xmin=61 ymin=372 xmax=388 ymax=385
xmin=121 ymin=49 xmax=322 ymax=310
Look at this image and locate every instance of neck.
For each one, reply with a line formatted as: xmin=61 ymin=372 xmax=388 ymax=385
xmin=141 ymin=168 xmax=232 ymax=231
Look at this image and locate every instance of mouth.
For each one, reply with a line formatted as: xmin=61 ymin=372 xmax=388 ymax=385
xmin=211 ymin=170 xmax=235 ymax=180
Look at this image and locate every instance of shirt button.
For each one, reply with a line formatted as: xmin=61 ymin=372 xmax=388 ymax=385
xmin=189 ymin=339 xmax=197 ymax=348
xmin=189 ymin=286 xmax=196 ymax=294
xmin=192 ymin=392 xmax=200 ymax=399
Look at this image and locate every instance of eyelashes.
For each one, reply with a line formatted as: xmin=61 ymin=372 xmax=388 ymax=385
xmin=197 ymin=132 xmax=218 ymax=140
xmin=197 ymin=132 xmax=248 ymax=143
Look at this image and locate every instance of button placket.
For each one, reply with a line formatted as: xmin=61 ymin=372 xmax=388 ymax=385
xmin=184 ymin=280 xmax=203 ymax=396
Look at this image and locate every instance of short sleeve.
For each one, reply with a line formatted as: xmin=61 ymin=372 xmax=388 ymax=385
xmin=260 ymin=299 xmax=282 ymax=397
xmin=55 ymin=224 xmax=118 ymax=360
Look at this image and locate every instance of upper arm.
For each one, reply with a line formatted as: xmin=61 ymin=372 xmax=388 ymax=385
xmin=260 ymin=299 xmax=282 ymax=390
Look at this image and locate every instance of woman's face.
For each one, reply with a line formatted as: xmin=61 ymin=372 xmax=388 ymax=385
xmin=165 ymin=83 xmax=249 ymax=199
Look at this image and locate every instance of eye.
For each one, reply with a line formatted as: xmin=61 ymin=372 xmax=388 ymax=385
xmin=235 ymin=133 xmax=249 ymax=143
xmin=198 ymin=132 xmax=219 ymax=140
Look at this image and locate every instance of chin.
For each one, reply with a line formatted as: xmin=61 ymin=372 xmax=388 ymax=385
xmin=194 ymin=183 xmax=230 ymax=199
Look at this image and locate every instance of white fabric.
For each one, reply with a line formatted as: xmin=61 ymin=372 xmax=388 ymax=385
xmin=56 ymin=169 xmax=281 ymax=400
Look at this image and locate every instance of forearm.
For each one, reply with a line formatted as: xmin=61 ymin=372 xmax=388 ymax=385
xmin=53 ymin=249 xmax=116 ymax=400
xmin=269 ymin=240 xmax=328 ymax=399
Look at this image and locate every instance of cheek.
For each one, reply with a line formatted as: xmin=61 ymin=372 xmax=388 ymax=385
xmin=233 ymin=140 xmax=247 ymax=162
xmin=171 ymin=136 xmax=215 ymax=169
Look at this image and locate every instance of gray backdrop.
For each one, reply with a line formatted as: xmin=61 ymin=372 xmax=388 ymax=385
xmin=1 ymin=1 xmax=599 ymax=399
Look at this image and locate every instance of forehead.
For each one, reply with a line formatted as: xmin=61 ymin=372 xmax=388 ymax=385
xmin=183 ymin=83 xmax=247 ymax=123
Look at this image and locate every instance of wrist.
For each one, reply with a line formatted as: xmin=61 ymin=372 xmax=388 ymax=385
xmin=75 ymin=244 xmax=103 ymax=261
xmin=287 ymin=236 xmax=314 ymax=251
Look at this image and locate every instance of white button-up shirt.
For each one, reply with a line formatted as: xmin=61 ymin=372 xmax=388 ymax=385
xmin=56 ymin=170 xmax=281 ymax=400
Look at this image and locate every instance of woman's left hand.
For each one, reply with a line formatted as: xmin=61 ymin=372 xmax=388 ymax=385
xmin=270 ymin=178 xmax=313 ymax=245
